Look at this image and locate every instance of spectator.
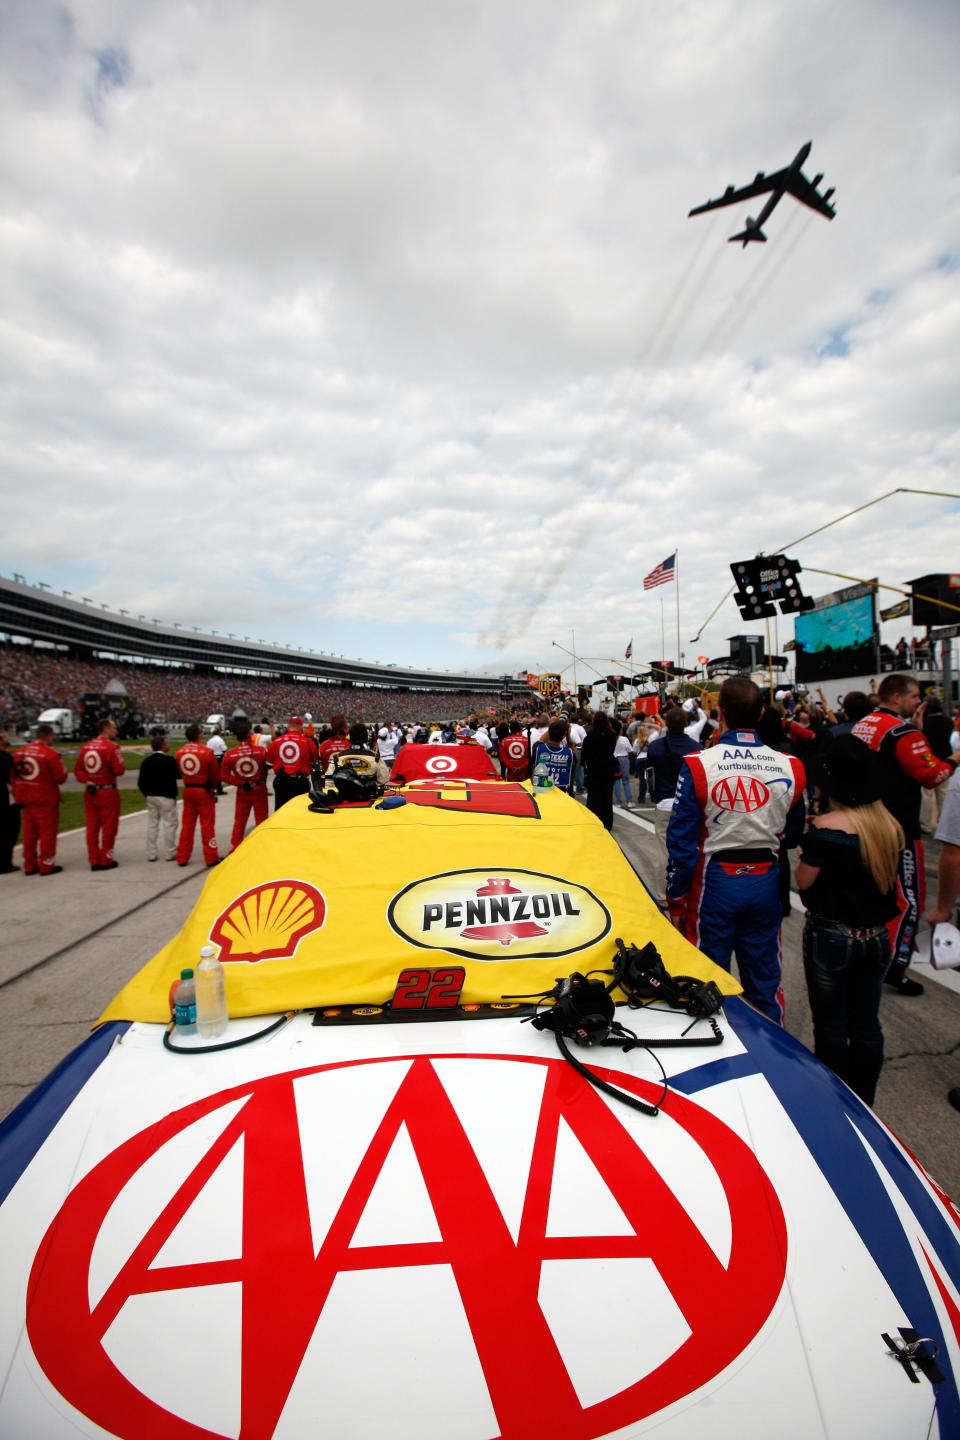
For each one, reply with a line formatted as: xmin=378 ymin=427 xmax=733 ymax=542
xmin=0 ymin=731 xmax=21 ymax=872
xmin=74 ymin=718 xmax=125 ymax=871
xmin=11 ymin=724 xmax=67 ymax=875
xmin=580 ymin=711 xmax=618 ymax=831
xmin=532 ymin=717 xmax=575 ymax=793
xmin=926 ymin=768 xmax=960 ymax=1115
xmin=852 ymin=674 xmax=955 ymax=995
xmin=175 ymin=722 xmax=220 ymax=866
xmin=666 ymin=676 xmax=806 ymax=1024
xmin=794 ymin=736 xmax=904 ymax=1106
xmin=612 ymin=719 xmax=633 ymax=808
xmin=922 ymin=696 xmax=954 ymax=825
xmin=646 ymin=709 xmax=700 ymax=906
xmin=138 ymin=729 xmax=180 ymax=862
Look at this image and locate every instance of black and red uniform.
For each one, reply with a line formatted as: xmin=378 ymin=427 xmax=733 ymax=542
xmin=12 ymin=740 xmax=67 ymax=874
xmin=175 ymin=741 xmax=220 ymax=866
xmin=220 ymin=741 xmax=269 ymax=851
xmin=852 ymin=706 xmax=954 ymax=974
xmin=316 ymin=731 xmax=350 ymax=775
xmin=74 ymin=735 xmax=125 ymax=868
xmin=268 ymin=730 xmax=317 ymax=810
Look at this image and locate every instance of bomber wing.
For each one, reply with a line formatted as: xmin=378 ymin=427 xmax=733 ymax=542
xmin=687 ymin=166 xmax=789 ymax=217
xmin=782 ymin=169 xmax=837 ymax=218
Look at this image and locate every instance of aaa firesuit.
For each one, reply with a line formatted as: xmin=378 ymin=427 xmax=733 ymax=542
xmin=11 ymin=740 xmax=67 ymax=875
xmin=852 ymin=707 xmax=954 ymax=973
xmin=74 ymin=735 xmax=125 ymax=868
xmin=269 ymin=731 xmax=317 ymax=810
xmin=175 ymin=741 xmax=220 ymax=866
xmin=220 ymin=741 xmax=269 ymax=851
xmin=666 ymin=728 xmax=805 ymax=1025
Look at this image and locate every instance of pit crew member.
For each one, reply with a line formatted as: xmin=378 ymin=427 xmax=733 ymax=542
xmin=11 ymin=723 xmax=67 ymax=875
xmin=74 ymin=717 xmax=125 ymax=871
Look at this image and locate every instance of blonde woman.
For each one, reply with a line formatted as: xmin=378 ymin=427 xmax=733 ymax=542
xmin=794 ymin=736 xmax=904 ymax=1106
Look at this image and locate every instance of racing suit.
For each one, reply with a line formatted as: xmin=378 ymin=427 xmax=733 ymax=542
xmin=852 ymin=706 xmax=954 ymax=976
xmin=175 ymin=741 xmax=220 ymax=866
xmin=269 ymin=730 xmax=318 ymax=810
xmin=220 ymin=741 xmax=269 ymax=851
xmin=666 ymin=728 xmax=805 ymax=1024
xmin=74 ymin=736 xmax=126 ymax=868
xmin=11 ymin=740 xmax=67 ymax=874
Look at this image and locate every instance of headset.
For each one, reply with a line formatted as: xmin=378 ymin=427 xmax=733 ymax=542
xmin=507 ymin=939 xmax=724 ymax=1118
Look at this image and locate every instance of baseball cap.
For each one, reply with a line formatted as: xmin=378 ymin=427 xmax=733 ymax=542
xmin=817 ymin=734 xmax=881 ymax=807
xmin=289 ymin=715 xmax=303 ymax=726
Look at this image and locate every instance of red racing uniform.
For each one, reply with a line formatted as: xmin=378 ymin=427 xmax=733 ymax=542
xmin=220 ymin=741 xmax=269 ymax=851
xmin=11 ymin=741 xmax=67 ymax=875
xmin=852 ymin=706 xmax=954 ymax=972
xmin=74 ymin=736 xmax=126 ymax=868
xmin=269 ymin=731 xmax=318 ymax=810
xmin=175 ymin=741 xmax=220 ymax=866
xmin=316 ymin=733 xmax=350 ymax=774
xmin=499 ymin=732 xmax=530 ymax=782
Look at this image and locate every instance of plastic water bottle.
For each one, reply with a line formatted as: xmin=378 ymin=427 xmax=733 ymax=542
xmin=195 ymin=945 xmax=228 ymax=1038
xmin=533 ymin=760 xmax=553 ymax=790
xmin=173 ymin=968 xmax=197 ymax=1033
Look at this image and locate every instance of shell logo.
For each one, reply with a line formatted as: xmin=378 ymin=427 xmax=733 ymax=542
xmin=388 ymin=868 xmax=610 ymax=961
xmin=209 ymin=880 xmax=326 ymax=963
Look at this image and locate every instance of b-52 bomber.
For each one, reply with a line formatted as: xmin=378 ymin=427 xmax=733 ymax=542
xmin=689 ymin=141 xmax=835 ymax=246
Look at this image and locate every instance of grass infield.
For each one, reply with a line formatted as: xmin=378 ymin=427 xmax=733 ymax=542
xmin=58 ymin=789 xmax=148 ymax=834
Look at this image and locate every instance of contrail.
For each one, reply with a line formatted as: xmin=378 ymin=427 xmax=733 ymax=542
xmin=480 ymin=212 xmax=816 ymax=651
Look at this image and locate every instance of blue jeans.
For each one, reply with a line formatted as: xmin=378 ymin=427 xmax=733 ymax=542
xmin=802 ymin=915 xmax=890 ymax=1106
xmin=613 ymin=756 xmax=631 ymax=806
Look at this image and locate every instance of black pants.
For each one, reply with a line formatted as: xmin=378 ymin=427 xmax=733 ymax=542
xmin=0 ymin=802 xmax=21 ymax=870
xmin=273 ymin=772 xmax=310 ymax=810
xmin=585 ymin=777 xmax=614 ymax=831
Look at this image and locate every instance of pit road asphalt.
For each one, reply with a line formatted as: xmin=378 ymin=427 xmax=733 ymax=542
xmin=2 ymin=789 xmax=958 ymax=1201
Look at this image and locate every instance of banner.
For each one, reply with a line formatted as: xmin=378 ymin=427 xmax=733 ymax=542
xmin=880 ymin=599 xmax=910 ymax=621
xmin=100 ymin=784 xmax=739 ymax=1023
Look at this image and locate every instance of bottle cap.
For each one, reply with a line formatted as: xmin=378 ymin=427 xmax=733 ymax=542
xmin=200 ymin=945 xmax=216 ymax=959
xmin=181 ymin=968 xmax=194 ymax=978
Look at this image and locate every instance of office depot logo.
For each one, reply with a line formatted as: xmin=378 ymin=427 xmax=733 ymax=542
xmin=388 ymin=869 xmax=610 ymax=960
xmin=26 ymin=1055 xmax=787 ymax=1439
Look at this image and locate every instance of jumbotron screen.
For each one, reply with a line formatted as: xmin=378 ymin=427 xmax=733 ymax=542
xmin=794 ymin=590 xmax=877 ymax=682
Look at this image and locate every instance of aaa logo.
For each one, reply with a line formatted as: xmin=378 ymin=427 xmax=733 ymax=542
xmin=711 ymin=774 xmax=770 ymax=813
xmin=209 ymin=879 xmax=326 ymax=962
xmin=27 ymin=1054 xmax=787 ymax=1439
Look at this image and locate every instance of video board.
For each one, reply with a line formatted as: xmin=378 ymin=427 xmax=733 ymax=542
xmin=794 ymin=584 xmax=877 ymax=682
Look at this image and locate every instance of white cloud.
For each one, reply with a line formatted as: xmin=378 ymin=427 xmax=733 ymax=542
xmin=1 ymin=0 xmax=958 ymax=680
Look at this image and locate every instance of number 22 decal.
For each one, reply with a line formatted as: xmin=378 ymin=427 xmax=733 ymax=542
xmin=391 ymin=966 xmax=466 ymax=1010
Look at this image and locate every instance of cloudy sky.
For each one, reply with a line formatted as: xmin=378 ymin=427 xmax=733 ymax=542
xmin=2 ymin=0 xmax=958 ymax=684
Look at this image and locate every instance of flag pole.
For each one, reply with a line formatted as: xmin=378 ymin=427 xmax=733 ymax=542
xmin=660 ymin=598 xmax=665 ymax=670
xmin=675 ymin=548 xmax=681 ymax=673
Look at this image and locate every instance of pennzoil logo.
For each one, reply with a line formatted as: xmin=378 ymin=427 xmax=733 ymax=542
xmin=388 ymin=868 xmax=610 ymax=961
xmin=209 ymin=880 xmax=326 ymax=963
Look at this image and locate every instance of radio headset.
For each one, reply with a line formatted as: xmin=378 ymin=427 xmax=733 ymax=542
xmin=505 ymin=939 xmax=724 ymax=1118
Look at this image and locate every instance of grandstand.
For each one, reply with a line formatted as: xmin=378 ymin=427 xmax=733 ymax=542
xmin=0 ymin=575 xmax=506 ymax=730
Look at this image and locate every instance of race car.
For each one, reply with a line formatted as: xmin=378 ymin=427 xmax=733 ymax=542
xmin=1 ymin=781 xmax=959 ymax=1439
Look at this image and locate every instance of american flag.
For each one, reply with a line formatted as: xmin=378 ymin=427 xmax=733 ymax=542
xmin=625 ymin=637 xmax=633 ymax=659
xmin=643 ymin=553 xmax=676 ymax=590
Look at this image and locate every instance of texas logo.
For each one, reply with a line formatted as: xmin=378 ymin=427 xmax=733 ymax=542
xmin=26 ymin=1054 xmax=787 ymax=1440
xmin=388 ymin=869 xmax=610 ymax=960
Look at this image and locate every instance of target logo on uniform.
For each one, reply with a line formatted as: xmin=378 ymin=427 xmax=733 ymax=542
xmin=83 ymin=749 xmax=105 ymax=777
xmin=234 ymin=755 xmax=260 ymax=781
xmin=15 ymin=754 xmax=40 ymax=781
xmin=501 ymin=736 xmax=528 ymax=767
xmin=27 ymin=1053 xmax=787 ymax=1440
xmin=425 ymin=754 xmax=458 ymax=775
xmin=179 ymin=752 xmax=201 ymax=778
xmin=278 ymin=740 xmax=301 ymax=768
